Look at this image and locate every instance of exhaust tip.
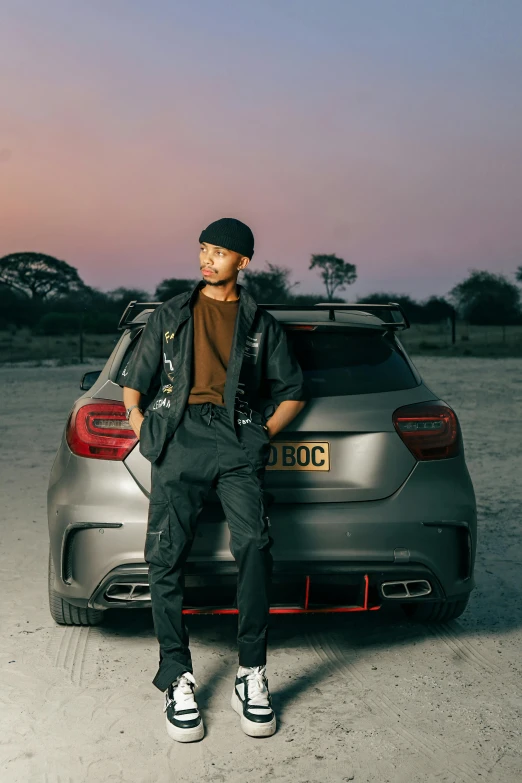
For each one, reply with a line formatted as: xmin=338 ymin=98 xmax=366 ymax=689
xmin=105 ymin=582 xmax=151 ymax=602
xmin=381 ymin=579 xmax=432 ymax=599
xmin=406 ymin=580 xmax=432 ymax=597
xmin=381 ymin=581 xmax=409 ymax=598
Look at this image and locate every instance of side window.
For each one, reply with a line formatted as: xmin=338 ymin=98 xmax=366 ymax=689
xmin=115 ymin=330 xmax=142 ymax=387
xmin=115 ymin=329 xmax=162 ymax=405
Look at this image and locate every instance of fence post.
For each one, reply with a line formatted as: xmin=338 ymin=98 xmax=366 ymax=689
xmin=450 ymin=307 xmax=456 ymax=344
xmin=79 ymin=311 xmax=84 ymax=363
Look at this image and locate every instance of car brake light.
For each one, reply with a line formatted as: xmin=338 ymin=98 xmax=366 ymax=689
xmin=287 ymin=325 xmax=317 ymax=330
xmin=66 ymin=400 xmax=138 ymax=460
xmin=392 ymin=401 xmax=459 ymax=460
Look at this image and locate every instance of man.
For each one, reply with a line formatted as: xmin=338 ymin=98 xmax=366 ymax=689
xmin=121 ymin=217 xmax=307 ymax=742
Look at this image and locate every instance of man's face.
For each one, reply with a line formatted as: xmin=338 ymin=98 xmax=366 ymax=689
xmin=199 ymin=242 xmax=250 ymax=287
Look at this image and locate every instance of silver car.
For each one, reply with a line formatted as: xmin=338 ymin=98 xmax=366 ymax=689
xmin=47 ymin=302 xmax=477 ymax=626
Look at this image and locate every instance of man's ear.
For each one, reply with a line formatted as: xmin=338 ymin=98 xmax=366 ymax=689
xmin=238 ymin=256 xmax=251 ymax=271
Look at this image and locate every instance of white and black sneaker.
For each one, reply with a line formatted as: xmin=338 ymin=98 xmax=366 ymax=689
xmin=164 ymin=671 xmax=204 ymax=742
xmin=231 ymin=665 xmax=276 ymax=737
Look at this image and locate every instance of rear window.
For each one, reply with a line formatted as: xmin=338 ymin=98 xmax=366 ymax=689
xmin=286 ymin=328 xmax=418 ymax=397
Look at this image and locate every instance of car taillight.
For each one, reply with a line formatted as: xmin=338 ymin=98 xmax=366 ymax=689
xmin=66 ymin=400 xmax=137 ymax=460
xmin=392 ymin=401 xmax=459 ymax=460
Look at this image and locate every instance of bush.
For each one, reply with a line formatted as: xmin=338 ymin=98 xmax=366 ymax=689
xmin=36 ymin=312 xmax=80 ymax=335
xmin=83 ymin=312 xmax=117 ymax=334
xmin=0 ymin=287 xmax=45 ymax=328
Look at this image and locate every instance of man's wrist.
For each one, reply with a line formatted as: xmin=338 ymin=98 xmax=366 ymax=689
xmin=126 ymin=404 xmax=142 ymax=421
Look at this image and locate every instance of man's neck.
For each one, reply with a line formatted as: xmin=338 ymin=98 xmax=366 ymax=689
xmin=200 ymin=280 xmax=240 ymax=302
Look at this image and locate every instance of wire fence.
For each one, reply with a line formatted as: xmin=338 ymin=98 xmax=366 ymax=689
xmin=399 ymin=320 xmax=522 ymax=356
xmin=2 ymin=319 xmax=522 ymax=364
xmin=0 ymin=329 xmax=118 ymax=364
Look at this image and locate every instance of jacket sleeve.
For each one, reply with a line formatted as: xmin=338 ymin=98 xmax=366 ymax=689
xmin=119 ymin=311 xmax=163 ymax=395
xmin=265 ymin=320 xmax=308 ymax=404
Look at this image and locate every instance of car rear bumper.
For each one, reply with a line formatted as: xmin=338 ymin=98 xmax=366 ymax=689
xmin=48 ymin=451 xmax=476 ymax=610
xmin=84 ymin=559 xmax=462 ymax=612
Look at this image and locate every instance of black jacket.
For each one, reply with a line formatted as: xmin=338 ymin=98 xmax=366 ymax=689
xmin=120 ymin=281 xmax=307 ymax=466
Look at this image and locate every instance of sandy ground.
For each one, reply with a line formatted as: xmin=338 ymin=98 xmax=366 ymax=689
xmin=0 ymin=357 xmax=521 ymax=783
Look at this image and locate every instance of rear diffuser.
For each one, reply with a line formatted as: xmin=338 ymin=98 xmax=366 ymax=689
xmin=182 ymin=574 xmax=381 ymax=615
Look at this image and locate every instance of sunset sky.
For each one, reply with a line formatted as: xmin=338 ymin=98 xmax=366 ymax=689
xmin=1 ymin=0 xmax=521 ymax=300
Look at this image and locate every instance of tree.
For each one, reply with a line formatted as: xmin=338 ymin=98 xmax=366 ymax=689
xmin=449 ymin=270 xmax=522 ymax=325
xmin=0 ymin=252 xmax=86 ymax=300
xmin=154 ymin=278 xmax=197 ymax=301
xmin=242 ymin=263 xmax=299 ymax=303
xmin=516 ymin=266 xmax=522 ymax=284
xmin=309 ymin=254 xmax=357 ymax=301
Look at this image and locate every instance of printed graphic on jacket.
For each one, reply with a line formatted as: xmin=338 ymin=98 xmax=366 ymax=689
xmin=234 ymin=381 xmax=252 ymax=425
xmin=152 ymin=397 xmax=171 ymax=410
xmin=243 ymin=332 xmax=262 ymax=364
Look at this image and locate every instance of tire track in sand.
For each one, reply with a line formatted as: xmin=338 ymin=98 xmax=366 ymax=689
xmin=51 ymin=626 xmax=99 ymax=686
xmin=306 ymin=630 xmax=489 ymax=783
xmin=306 ymin=632 xmax=442 ymax=778
xmin=43 ymin=773 xmax=74 ymax=783
xmin=428 ymin=621 xmax=503 ymax=676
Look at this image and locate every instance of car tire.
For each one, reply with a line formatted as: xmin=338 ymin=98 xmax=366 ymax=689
xmin=401 ymin=596 xmax=469 ymax=622
xmin=48 ymin=547 xmax=105 ymax=626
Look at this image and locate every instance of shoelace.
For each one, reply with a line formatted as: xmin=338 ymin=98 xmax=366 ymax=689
xmin=164 ymin=672 xmax=198 ymax=713
xmin=244 ymin=666 xmax=270 ymax=707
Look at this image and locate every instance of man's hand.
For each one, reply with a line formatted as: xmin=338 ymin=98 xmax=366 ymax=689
xmin=265 ymin=399 xmax=306 ymax=438
xmin=129 ymin=408 xmax=144 ymax=439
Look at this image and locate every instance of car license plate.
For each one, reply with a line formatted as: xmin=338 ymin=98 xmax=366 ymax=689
xmin=266 ymin=442 xmax=330 ymax=471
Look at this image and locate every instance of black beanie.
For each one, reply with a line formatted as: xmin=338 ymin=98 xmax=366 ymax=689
xmin=199 ymin=217 xmax=255 ymax=259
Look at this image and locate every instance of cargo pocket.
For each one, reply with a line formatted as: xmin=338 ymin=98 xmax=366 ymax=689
xmin=144 ymin=501 xmax=171 ymax=567
xmin=139 ymin=410 xmax=169 ymax=464
xmin=248 ymin=416 xmax=271 ymax=469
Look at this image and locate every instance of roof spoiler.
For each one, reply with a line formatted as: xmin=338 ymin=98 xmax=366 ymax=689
xmin=118 ymin=300 xmax=409 ymax=331
xmin=262 ymin=302 xmax=410 ymax=329
xmin=117 ymin=301 xmax=162 ymax=330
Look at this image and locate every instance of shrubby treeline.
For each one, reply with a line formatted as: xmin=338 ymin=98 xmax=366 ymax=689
xmin=1 ymin=251 xmax=522 ymax=334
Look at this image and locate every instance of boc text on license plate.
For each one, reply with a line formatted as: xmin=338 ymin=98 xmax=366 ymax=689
xmin=266 ymin=442 xmax=330 ymax=471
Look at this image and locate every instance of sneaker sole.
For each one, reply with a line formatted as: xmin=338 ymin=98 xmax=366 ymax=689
xmin=165 ymin=715 xmax=205 ymax=743
xmin=231 ymin=691 xmax=276 ymax=737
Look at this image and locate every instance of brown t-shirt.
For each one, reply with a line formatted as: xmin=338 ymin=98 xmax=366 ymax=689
xmin=187 ymin=290 xmax=239 ymax=406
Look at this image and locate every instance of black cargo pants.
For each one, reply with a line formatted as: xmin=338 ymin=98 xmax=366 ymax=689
xmin=145 ymin=401 xmax=273 ymax=692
